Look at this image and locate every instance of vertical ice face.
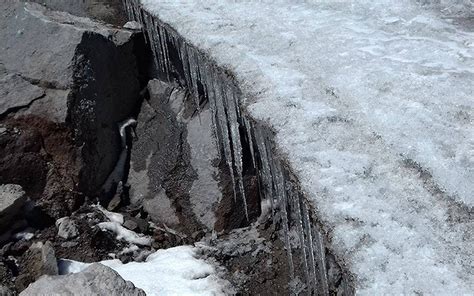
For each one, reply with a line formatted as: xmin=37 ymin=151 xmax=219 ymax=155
xmin=122 ymin=2 xmax=338 ymax=293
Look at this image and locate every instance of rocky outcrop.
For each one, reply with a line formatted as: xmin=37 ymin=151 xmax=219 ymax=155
xmin=0 ymin=185 xmax=26 ymax=233
xmin=0 ymin=0 xmax=144 ymax=200
xmin=20 ymin=263 xmax=145 ymax=296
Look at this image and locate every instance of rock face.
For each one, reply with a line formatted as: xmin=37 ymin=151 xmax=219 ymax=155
xmin=0 ymin=74 xmax=44 ymax=116
xmin=0 ymin=184 xmax=26 ymax=233
xmin=20 ymin=264 xmax=145 ymax=296
xmin=128 ymin=79 xmax=227 ymax=235
xmin=0 ymin=0 xmax=143 ymax=198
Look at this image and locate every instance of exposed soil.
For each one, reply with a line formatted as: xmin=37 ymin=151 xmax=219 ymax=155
xmin=0 ymin=115 xmax=82 ymax=219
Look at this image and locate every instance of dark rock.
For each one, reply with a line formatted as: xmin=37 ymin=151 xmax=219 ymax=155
xmin=122 ymin=219 xmax=138 ymax=231
xmin=60 ymin=241 xmax=78 ymax=248
xmin=15 ymin=241 xmax=58 ymax=292
xmin=0 ymin=285 xmax=14 ymax=296
xmin=0 ymin=1 xmax=143 ymax=198
xmin=107 ymin=187 xmax=122 ymax=212
xmin=20 ymin=263 xmax=145 ymax=296
xmin=0 ymin=184 xmax=26 ymax=233
xmin=0 ymin=262 xmax=15 ymax=292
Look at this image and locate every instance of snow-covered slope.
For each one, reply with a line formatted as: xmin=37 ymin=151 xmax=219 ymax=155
xmin=137 ymin=1 xmax=473 ymax=294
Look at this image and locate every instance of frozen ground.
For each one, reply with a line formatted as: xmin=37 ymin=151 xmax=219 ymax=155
xmin=59 ymin=245 xmax=231 ymax=295
xmin=139 ymin=0 xmax=473 ymax=294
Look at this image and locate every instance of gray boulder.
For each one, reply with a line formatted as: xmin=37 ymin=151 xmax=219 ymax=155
xmin=15 ymin=241 xmax=58 ymax=291
xmin=0 ymin=184 xmax=26 ymax=233
xmin=20 ymin=264 xmax=145 ymax=296
xmin=0 ymin=1 xmax=142 ymax=195
xmin=55 ymin=217 xmax=79 ymax=240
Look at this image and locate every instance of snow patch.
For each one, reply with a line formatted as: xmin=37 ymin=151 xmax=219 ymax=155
xmin=97 ymin=222 xmax=152 ymax=246
xmin=59 ymin=246 xmax=232 ymax=296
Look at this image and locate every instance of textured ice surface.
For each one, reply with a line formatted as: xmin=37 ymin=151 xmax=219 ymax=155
xmin=139 ymin=0 xmax=473 ymax=294
xmin=59 ymin=246 xmax=231 ymax=296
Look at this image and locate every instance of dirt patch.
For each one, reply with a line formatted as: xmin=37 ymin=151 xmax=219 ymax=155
xmin=0 ymin=115 xmax=82 ymax=219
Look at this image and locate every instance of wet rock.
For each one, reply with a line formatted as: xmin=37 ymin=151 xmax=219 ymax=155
xmin=0 ymin=184 xmax=26 ymax=233
xmin=55 ymin=217 xmax=79 ymax=240
xmin=129 ymin=80 xmax=223 ymax=236
xmin=16 ymin=241 xmax=58 ymax=292
xmin=128 ymin=81 xmax=182 ymax=227
xmin=20 ymin=263 xmax=145 ymax=296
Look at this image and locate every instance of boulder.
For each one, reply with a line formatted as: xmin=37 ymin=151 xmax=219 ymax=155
xmin=20 ymin=264 xmax=145 ymax=296
xmin=15 ymin=241 xmax=58 ymax=291
xmin=0 ymin=0 xmax=143 ymax=196
xmin=0 ymin=184 xmax=26 ymax=233
xmin=56 ymin=217 xmax=79 ymax=240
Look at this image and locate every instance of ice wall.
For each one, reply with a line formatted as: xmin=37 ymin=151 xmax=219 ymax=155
xmin=121 ymin=0 xmax=353 ymax=294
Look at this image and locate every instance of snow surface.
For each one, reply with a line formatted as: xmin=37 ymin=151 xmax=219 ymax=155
xmin=59 ymin=246 xmax=231 ymax=296
xmin=139 ymin=1 xmax=473 ymax=294
xmin=93 ymin=204 xmax=125 ymax=225
xmin=97 ymin=222 xmax=152 ymax=246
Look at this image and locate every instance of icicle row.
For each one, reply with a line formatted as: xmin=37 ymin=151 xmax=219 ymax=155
xmin=122 ymin=4 xmax=335 ymax=292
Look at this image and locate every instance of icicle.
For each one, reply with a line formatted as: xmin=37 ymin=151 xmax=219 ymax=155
xmin=211 ymin=71 xmax=237 ymax=203
xmin=157 ymin=25 xmax=170 ymax=79
xmin=180 ymin=42 xmax=192 ymax=90
xmin=144 ymin=14 xmax=161 ymax=72
xmin=291 ymin=189 xmax=312 ymax=293
xmin=186 ymin=46 xmax=202 ymax=116
xmin=206 ymin=64 xmax=222 ymax=153
xmin=152 ymin=18 xmax=166 ymax=74
xmin=273 ymin=161 xmax=294 ymax=280
xmin=222 ymin=84 xmax=248 ymax=220
xmin=302 ymin=202 xmax=318 ymax=293
xmin=313 ymin=226 xmax=329 ymax=295
xmin=254 ymin=127 xmax=274 ymax=218
xmin=243 ymin=117 xmax=257 ymax=169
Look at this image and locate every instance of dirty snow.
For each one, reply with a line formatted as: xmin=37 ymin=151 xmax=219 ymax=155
xmin=139 ymin=0 xmax=473 ymax=294
xmin=93 ymin=204 xmax=125 ymax=225
xmin=59 ymin=245 xmax=231 ymax=295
